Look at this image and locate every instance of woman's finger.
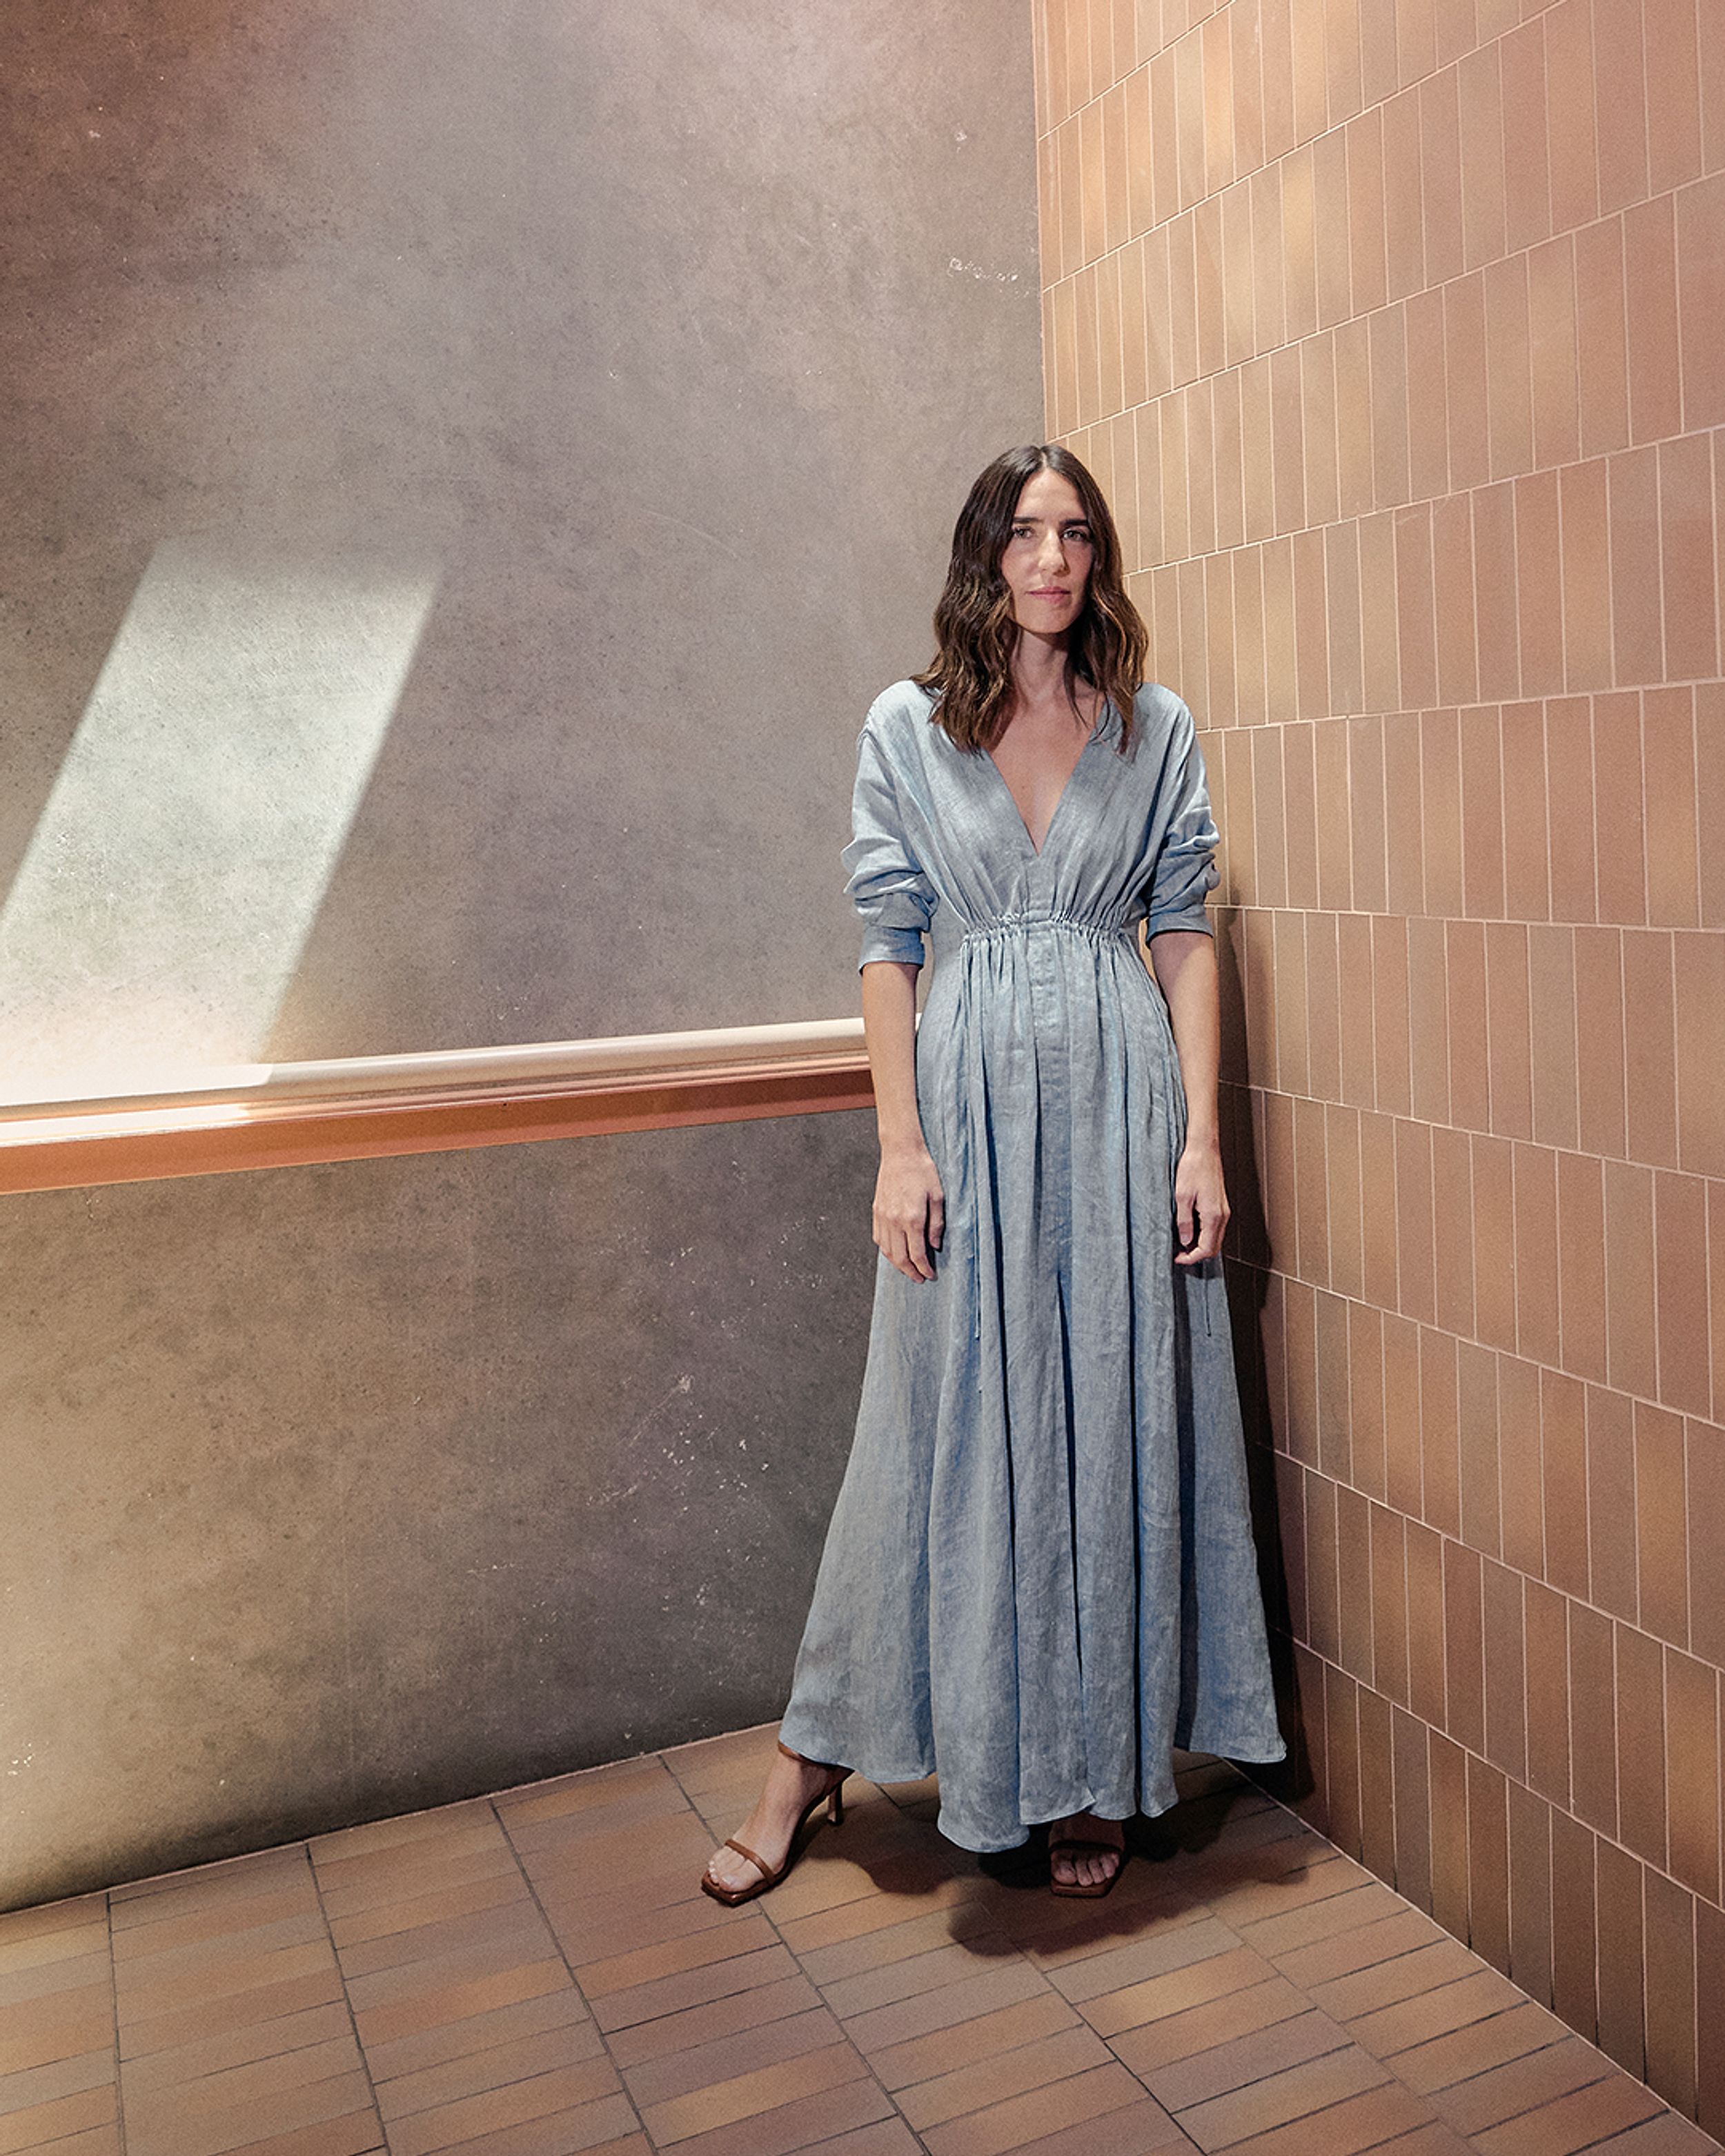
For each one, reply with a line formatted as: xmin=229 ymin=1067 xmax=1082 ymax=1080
xmin=927 ymin=1190 xmax=945 ymax=1251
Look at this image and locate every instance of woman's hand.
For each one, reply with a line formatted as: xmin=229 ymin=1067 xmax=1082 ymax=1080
xmin=1174 ymin=1136 xmax=1229 ymax=1264
xmin=874 ymin=1147 xmax=945 ymax=1282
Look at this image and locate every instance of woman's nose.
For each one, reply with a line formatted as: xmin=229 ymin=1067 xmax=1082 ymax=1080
xmin=1038 ymin=534 xmax=1068 ymax=574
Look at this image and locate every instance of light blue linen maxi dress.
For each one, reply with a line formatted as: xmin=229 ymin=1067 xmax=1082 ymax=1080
xmin=778 ymin=678 xmax=1285 ymax=1854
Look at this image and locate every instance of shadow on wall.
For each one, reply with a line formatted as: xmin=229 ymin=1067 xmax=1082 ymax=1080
xmin=1213 ymin=906 xmax=1317 ymax=1816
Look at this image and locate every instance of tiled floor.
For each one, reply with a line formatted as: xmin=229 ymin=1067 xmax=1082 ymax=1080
xmin=2 ymin=1730 xmax=1717 ymax=2156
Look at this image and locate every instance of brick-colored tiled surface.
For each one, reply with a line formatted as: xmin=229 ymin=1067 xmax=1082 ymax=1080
xmin=1031 ymin=0 xmax=1725 ymax=2137
xmin=1 ymin=1735 xmax=1713 ymax=2155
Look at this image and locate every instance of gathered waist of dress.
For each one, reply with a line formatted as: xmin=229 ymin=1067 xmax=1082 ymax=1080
xmin=958 ymin=910 xmax=1136 ymax=949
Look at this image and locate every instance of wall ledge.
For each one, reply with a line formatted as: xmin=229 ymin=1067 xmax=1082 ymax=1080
xmin=0 ymin=1020 xmax=874 ymax=1194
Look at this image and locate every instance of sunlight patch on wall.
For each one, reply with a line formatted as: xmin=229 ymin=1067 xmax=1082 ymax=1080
xmin=0 ymin=536 xmax=439 ymax=1105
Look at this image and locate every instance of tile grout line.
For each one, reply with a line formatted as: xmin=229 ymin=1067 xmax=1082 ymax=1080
xmin=299 ymin=1838 xmax=390 ymax=2155
xmin=103 ymin=1887 xmax=128 ymax=2156
xmin=485 ymin=1790 xmax=658 ymax=2153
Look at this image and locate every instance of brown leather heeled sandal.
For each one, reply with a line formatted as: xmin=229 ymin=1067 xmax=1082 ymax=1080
xmin=700 ymin=1739 xmax=851 ymax=1906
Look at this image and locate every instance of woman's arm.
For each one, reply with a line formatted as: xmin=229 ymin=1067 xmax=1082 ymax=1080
xmin=1145 ymin=928 xmax=1229 ymax=1265
xmin=860 ymin=959 xmax=944 ymax=1282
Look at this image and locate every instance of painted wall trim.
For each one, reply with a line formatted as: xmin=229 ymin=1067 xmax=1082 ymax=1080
xmin=0 ymin=1020 xmax=874 ymax=1195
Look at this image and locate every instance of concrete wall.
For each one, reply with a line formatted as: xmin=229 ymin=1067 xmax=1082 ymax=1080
xmin=0 ymin=0 xmax=1041 ymax=1906
xmin=3 ymin=1111 xmax=880 ymax=1909
xmin=1 ymin=0 xmax=1041 ymax=1098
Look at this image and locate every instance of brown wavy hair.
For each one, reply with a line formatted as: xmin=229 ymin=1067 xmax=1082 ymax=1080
xmin=914 ymin=444 xmax=1148 ymax=753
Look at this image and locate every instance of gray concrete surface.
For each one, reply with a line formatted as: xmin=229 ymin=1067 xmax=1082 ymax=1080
xmin=1 ymin=0 xmax=1041 ymax=1094
xmin=0 ymin=1111 xmax=881 ymax=1910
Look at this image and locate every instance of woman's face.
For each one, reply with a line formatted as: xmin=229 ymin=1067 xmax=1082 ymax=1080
xmin=999 ymin=468 xmax=1094 ymax=637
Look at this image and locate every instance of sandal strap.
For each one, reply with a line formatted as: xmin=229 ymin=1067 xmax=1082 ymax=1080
xmin=1048 ymin=1837 xmax=1123 ymax=1859
xmin=722 ymin=1836 xmax=773 ymax=1881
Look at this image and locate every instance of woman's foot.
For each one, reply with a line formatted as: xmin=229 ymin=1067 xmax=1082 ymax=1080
xmin=1047 ymin=1810 xmax=1125 ymax=1895
xmin=702 ymin=1745 xmax=846 ymax=1899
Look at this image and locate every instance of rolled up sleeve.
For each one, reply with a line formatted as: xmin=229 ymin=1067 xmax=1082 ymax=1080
xmin=840 ymin=724 xmax=936 ymax=969
xmin=1145 ymin=702 xmax=1221 ymax=939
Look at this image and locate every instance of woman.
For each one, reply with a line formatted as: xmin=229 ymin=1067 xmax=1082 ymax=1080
xmin=703 ymin=445 xmax=1283 ymax=1903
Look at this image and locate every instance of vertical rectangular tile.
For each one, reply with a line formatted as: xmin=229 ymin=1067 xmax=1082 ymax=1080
xmin=1608 ymin=444 xmax=1664 ymax=691
xmin=1383 ymin=1307 xmax=1422 ymax=1514
xmin=1480 ymin=1556 xmax=1527 ymax=1783
xmin=1675 ymin=924 xmax=1725 ymax=1175
xmin=1594 ymin=1837 xmax=1646 ymax=2078
xmin=1614 ymin=1619 xmax=1668 ymax=1869
xmin=1568 ymin=1599 xmax=1619 ymax=1839
xmin=1459 ymin=706 xmax=1506 ymax=922
xmin=1676 ymin=172 xmax=1725 ymax=428
xmin=1575 ymin=220 xmax=1631 ymax=457
xmin=1550 ymin=1808 xmax=1599 ymax=2042
xmin=1593 ymin=0 xmax=1651 ymax=215
xmin=1556 ymin=1149 xmax=1607 ymax=1383
xmin=1544 ymin=0 xmax=1599 ymax=232
xmin=1690 ymin=1411 xmax=1725 ymax=1670
xmin=1408 ymin=916 xmax=1451 ymax=1127
xmin=1369 ymin=1501 xmax=1408 ymax=1705
xmin=1635 ymin=1399 xmax=1690 ymax=1646
xmin=1499 ymin=700 xmax=1550 ymax=922
xmin=1458 ymin=1336 xmax=1504 ymax=1556
xmin=1357 ymin=1685 xmax=1396 ymax=1887
xmin=1457 ymin=43 xmax=1507 ymax=271
xmin=1541 ymin=1369 xmax=1590 ymax=1601
xmin=1466 ymin=1753 xmax=1511 ymax=1975
xmin=1429 ymin=1730 xmax=1471 ymax=1941
xmin=1643 ymin=687 xmax=1699 ymax=929
xmin=1485 ymin=923 xmax=1532 ymax=1140
xmin=1507 ymin=1780 xmax=1554 ymax=2009
xmin=1643 ymin=1867 xmax=1697 ymax=2120
xmin=1447 ymin=920 xmax=1490 ymax=1132
xmin=1665 ymin=1647 xmax=1722 ymax=1903
xmin=1559 ymin=457 xmax=1615 ymax=691
xmin=1470 ymin=1137 xmax=1517 ymax=1355
xmin=1662 ymin=433 xmax=1722 ymax=691
xmin=1621 ymin=929 xmax=1677 ymax=1167
xmin=1484 ymin=253 xmax=1535 ymax=484
xmin=1443 ymin=1537 xmax=1485 ymax=1753
xmin=1526 ymin=924 xmax=1579 ymax=1151
xmin=1511 ymin=1141 xmax=1559 ymax=1365
xmin=1654 ymin=1169 xmax=1712 ymax=1418
xmin=1499 ymin=16 xmax=1552 ymax=254
xmin=1524 ymin=1579 xmax=1571 ymax=1808
xmin=1386 ymin=1712 xmax=1432 ymax=1921
xmin=1604 ymin=1158 xmax=1658 ymax=1401
xmin=1431 ymin=1124 xmax=1475 ymax=1339
xmin=1573 ymin=926 xmax=1627 ymax=1158
xmin=1348 ymin=1299 xmax=1386 ymax=1501
xmin=1586 ymin=1382 xmax=1641 ymax=1625
xmin=1498 ymin=1354 xmax=1544 ymax=1577
xmin=1406 ymin=1518 xmax=1448 ymax=1728
xmin=1372 ymin=916 xmax=1411 ymax=1118
xmin=1526 ymin=240 xmax=1581 ymax=477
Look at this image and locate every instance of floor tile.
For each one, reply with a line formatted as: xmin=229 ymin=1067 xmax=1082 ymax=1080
xmin=5 ymin=1734 xmax=1718 ymax=2156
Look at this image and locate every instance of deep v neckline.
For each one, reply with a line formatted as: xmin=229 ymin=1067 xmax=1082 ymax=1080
xmin=984 ymin=714 xmax=1105 ymax=860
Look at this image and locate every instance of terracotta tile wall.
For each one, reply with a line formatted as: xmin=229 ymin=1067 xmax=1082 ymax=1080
xmin=1032 ymin=0 xmax=1725 ymax=2131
